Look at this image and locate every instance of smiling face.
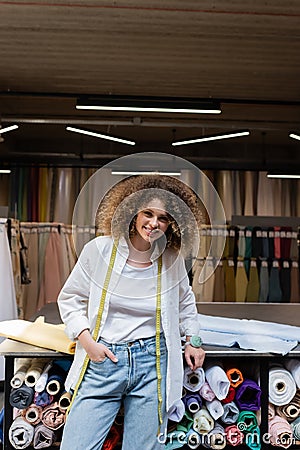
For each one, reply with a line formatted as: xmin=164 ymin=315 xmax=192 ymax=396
xmin=133 ymin=199 xmax=170 ymax=247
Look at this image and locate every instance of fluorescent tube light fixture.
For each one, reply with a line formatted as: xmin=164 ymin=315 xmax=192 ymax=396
xmin=267 ymin=173 xmax=300 ymax=179
xmin=66 ymin=126 xmax=135 ymax=146
xmin=0 ymin=169 xmax=11 ymax=174
xmin=0 ymin=125 xmax=19 ymax=134
xmin=289 ymin=133 xmax=300 ymax=141
xmin=172 ymin=130 xmax=250 ymax=146
xmin=111 ymin=171 xmax=181 ymax=176
xmin=76 ymin=95 xmax=221 ymax=114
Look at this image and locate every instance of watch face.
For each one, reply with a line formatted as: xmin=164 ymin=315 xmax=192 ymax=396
xmin=191 ymin=335 xmax=202 ymax=347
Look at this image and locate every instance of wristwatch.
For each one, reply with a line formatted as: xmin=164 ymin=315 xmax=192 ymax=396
xmin=185 ymin=335 xmax=203 ymax=348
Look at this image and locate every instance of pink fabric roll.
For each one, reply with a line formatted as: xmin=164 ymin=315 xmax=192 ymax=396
xmin=269 ymin=415 xmax=293 ymax=448
xmin=224 ymin=425 xmax=244 ymax=446
xmin=200 ymin=382 xmax=216 ymax=402
xmin=41 ymin=402 xmax=66 ymax=430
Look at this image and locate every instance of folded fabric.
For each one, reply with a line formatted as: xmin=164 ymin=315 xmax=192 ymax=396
xmin=0 ymin=317 xmax=76 ymax=354
xmin=237 ymin=411 xmax=258 ymax=433
xmin=33 ymin=423 xmax=57 ymax=449
xmin=235 ymin=379 xmax=261 ymax=411
xmin=186 ymin=428 xmax=202 ymax=449
xmin=58 ymin=391 xmax=72 ymax=411
xmin=285 ymin=360 xmax=300 ymax=389
xmin=226 ymin=368 xmax=244 ymax=388
xmin=204 ymin=364 xmax=230 ymax=401
xmin=102 ymin=424 xmax=122 ymax=450
xmin=221 ymin=386 xmax=235 ymax=404
xmin=176 ymin=410 xmax=194 ymax=434
xmin=46 ymin=363 xmax=67 ymax=396
xmin=25 ymin=358 xmax=49 ymax=388
xmin=200 ymin=382 xmax=216 ymax=402
xmin=22 ymin=403 xmax=42 ymax=425
xmin=183 ymin=391 xmax=202 ymax=414
xmin=224 ymin=424 xmax=244 ymax=446
xmin=9 ymin=385 xmax=34 ymax=410
xmin=183 ymin=366 xmax=205 ymax=392
xmin=10 ymin=359 xmax=31 ymax=389
xmin=168 ymin=399 xmax=185 ymax=423
xmin=9 ymin=416 xmax=34 ymax=449
xmin=291 ymin=416 xmax=300 ymax=440
xmin=268 ymin=403 xmax=276 ymax=420
xmin=206 ymin=399 xmax=224 ymax=420
xmin=269 ymin=365 xmax=297 ymax=406
xmin=220 ymin=401 xmax=240 ymax=425
xmin=34 ymin=391 xmax=54 ymax=408
xmin=35 ymin=362 xmax=53 ymax=393
xmin=165 ymin=430 xmax=187 ymax=449
xmin=202 ymin=424 xmax=226 ymax=450
xmin=269 ymin=415 xmax=294 ymax=449
xmin=41 ymin=402 xmax=66 ymax=430
xmin=193 ymin=408 xmax=214 ymax=435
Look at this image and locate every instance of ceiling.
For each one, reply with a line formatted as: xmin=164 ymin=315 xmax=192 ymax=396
xmin=0 ymin=0 xmax=300 ymax=171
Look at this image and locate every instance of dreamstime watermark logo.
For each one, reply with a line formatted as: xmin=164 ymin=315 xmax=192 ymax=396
xmin=71 ymin=152 xmax=226 ymax=295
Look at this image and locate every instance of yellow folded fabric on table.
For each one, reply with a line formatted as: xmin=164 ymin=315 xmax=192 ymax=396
xmin=0 ymin=316 xmax=76 ymax=354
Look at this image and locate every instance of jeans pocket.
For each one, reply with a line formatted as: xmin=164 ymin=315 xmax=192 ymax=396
xmin=89 ymin=357 xmax=108 ymax=365
xmin=146 ymin=341 xmax=167 ymax=356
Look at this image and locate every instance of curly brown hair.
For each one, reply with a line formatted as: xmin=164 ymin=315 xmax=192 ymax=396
xmin=95 ymin=175 xmax=204 ymax=253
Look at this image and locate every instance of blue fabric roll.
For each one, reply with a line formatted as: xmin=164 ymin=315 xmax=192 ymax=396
xmin=9 ymin=385 xmax=34 ymax=410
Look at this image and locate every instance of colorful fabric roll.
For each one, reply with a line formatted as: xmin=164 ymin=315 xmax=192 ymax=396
xmin=33 ymin=423 xmax=57 ymax=449
xmin=10 ymin=359 xmax=31 ymax=389
xmin=9 ymin=385 xmax=34 ymax=410
xmin=165 ymin=430 xmax=187 ymax=449
xmin=205 ymin=364 xmax=230 ymax=401
xmin=268 ymin=415 xmax=294 ymax=448
xmin=224 ymin=424 xmax=244 ymax=446
xmin=244 ymin=426 xmax=261 ymax=450
xmin=200 ymin=382 xmax=216 ymax=402
xmin=269 ymin=365 xmax=297 ymax=406
xmin=183 ymin=391 xmax=202 ymax=414
xmin=193 ymin=408 xmax=214 ymax=435
xmin=183 ymin=367 xmax=205 ymax=392
xmin=9 ymin=416 xmax=34 ymax=449
xmin=226 ymin=368 xmax=244 ymax=388
xmin=220 ymin=402 xmax=240 ymax=425
xmin=34 ymin=391 xmax=54 ymax=408
xmin=235 ymin=379 xmax=261 ymax=411
xmin=237 ymin=411 xmax=258 ymax=433
xmin=276 ymin=400 xmax=300 ymax=422
xmin=285 ymin=360 xmax=300 ymax=389
xmin=22 ymin=404 xmax=42 ymax=426
xmin=202 ymin=424 xmax=226 ymax=449
xmin=186 ymin=428 xmax=202 ymax=449
xmin=168 ymin=399 xmax=185 ymax=423
xmin=176 ymin=410 xmax=194 ymax=434
xmin=41 ymin=402 xmax=66 ymax=430
xmin=206 ymin=399 xmax=224 ymax=420
xmin=221 ymin=386 xmax=236 ymax=404
xmin=291 ymin=416 xmax=300 ymax=440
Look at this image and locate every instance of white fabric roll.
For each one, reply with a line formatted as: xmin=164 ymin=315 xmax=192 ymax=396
xmin=9 ymin=416 xmax=34 ymax=449
xmin=285 ymin=360 xmax=300 ymax=389
xmin=193 ymin=408 xmax=214 ymax=435
xmin=35 ymin=361 xmax=53 ymax=393
xmin=206 ymin=399 xmax=224 ymax=420
xmin=183 ymin=366 xmax=205 ymax=392
xmin=10 ymin=359 xmax=32 ymax=389
xmin=269 ymin=365 xmax=297 ymax=406
xmin=204 ymin=364 xmax=230 ymax=400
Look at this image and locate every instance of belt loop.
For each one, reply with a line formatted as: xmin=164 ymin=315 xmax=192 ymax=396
xmin=112 ymin=343 xmax=116 ymax=353
xmin=139 ymin=339 xmax=145 ymax=349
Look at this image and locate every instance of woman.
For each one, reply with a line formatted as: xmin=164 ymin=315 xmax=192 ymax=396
xmin=58 ymin=175 xmax=205 ymax=450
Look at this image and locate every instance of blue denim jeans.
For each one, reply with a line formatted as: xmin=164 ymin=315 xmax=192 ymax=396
xmin=60 ymin=334 xmax=168 ymax=450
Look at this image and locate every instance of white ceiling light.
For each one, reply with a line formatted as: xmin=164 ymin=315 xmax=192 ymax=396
xmin=111 ymin=171 xmax=181 ymax=176
xmin=289 ymin=133 xmax=300 ymax=141
xmin=0 ymin=124 xmax=19 ymax=134
xmin=267 ymin=173 xmax=300 ymax=179
xmin=0 ymin=169 xmax=11 ymax=174
xmin=66 ymin=126 xmax=135 ymax=146
xmin=172 ymin=130 xmax=250 ymax=146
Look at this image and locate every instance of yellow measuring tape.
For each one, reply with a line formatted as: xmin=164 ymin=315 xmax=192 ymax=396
xmin=67 ymin=242 xmax=164 ymax=431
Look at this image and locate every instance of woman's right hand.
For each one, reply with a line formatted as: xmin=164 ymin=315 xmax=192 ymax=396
xmin=78 ymin=329 xmax=118 ymax=363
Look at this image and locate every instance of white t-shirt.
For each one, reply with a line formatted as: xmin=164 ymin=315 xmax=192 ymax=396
xmin=100 ymin=262 xmax=158 ymax=342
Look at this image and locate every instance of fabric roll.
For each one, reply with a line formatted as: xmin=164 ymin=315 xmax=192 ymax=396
xmin=58 ymin=391 xmax=72 ymax=411
xmin=285 ymin=360 xmax=300 ymax=388
xmin=11 ymin=359 xmax=32 ymax=389
xmin=200 ymin=382 xmax=216 ymax=402
xmin=235 ymin=379 xmax=261 ymax=411
xmin=224 ymin=424 xmax=244 ymax=446
xmin=193 ymin=408 xmax=214 ymax=435
xmin=10 ymin=385 xmax=35 ymax=410
xmin=245 ymin=426 xmax=261 ymax=450
xmin=269 ymin=365 xmax=297 ymax=406
xmin=276 ymin=402 xmax=300 ymax=422
xmin=246 ymin=262 xmax=260 ymax=303
xmin=291 ymin=416 xmax=300 ymax=440
xmin=183 ymin=391 xmax=202 ymax=414
xmin=268 ymin=403 xmax=276 ymax=420
xmin=46 ymin=363 xmax=67 ymax=396
xmin=183 ymin=367 xmax=205 ymax=392
xmin=269 ymin=415 xmax=293 ymax=449
xmin=206 ymin=399 xmax=224 ymax=420
xmin=0 ymin=407 xmax=4 ymax=444
xmin=226 ymin=368 xmax=244 ymax=388
xmin=23 ymin=403 xmax=42 ymax=425
xmin=9 ymin=416 xmax=34 ymax=449
xmin=41 ymin=402 xmax=66 ymax=430
xmin=33 ymin=424 xmax=56 ymax=449
xmin=237 ymin=411 xmax=258 ymax=433
xmin=34 ymin=391 xmax=54 ymax=408
xmin=186 ymin=428 xmax=202 ymax=449
xmin=235 ymin=260 xmax=248 ymax=303
xmin=168 ymin=399 xmax=185 ymax=423
xmin=205 ymin=364 xmax=230 ymax=400
xmin=25 ymin=359 xmax=49 ymax=388
xmin=202 ymin=423 xmax=226 ymax=449
xmin=165 ymin=430 xmax=187 ymax=449
xmin=35 ymin=361 xmax=53 ymax=393
xmin=220 ymin=402 xmax=240 ymax=425
xmin=221 ymin=386 xmax=236 ymax=404
xmin=176 ymin=410 xmax=194 ymax=434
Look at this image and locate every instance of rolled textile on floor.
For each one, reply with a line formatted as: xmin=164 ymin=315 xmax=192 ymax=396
xmin=33 ymin=423 xmax=57 ymax=449
xmin=183 ymin=367 xmax=205 ymax=392
xmin=200 ymin=383 xmax=216 ymax=402
xmin=226 ymin=368 xmax=244 ymax=388
xmin=206 ymin=399 xmax=224 ymax=420
xmin=285 ymin=360 xmax=300 ymax=389
xmin=291 ymin=416 xmax=300 ymax=440
xmin=235 ymin=379 xmax=261 ymax=411
xmin=237 ymin=411 xmax=258 ymax=433
xmin=202 ymin=424 xmax=226 ymax=450
xmin=9 ymin=385 xmax=34 ymax=410
xmin=193 ymin=408 xmax=214 ymax=435
xmin=10 ymin=359 xmax=31 ymax=389
xmin=269 ymin=415 xmax=294 ymax=449
xmin=58 ymin=391 xmax=72 ymax=411
xmin=9 ymin=416 xmax=34 ymax=449
xmin=165 ymin=430 xmax=187 ymax=450
xmin=220 ymin=402 xmax=240 ymax=425
xmin=168 ymin=399 xmax=185 ymax=423
xmin=22 ymin=404 xmax=42 ymax=426
xmin=205 ymin=364 xmax=230 ymax=401
xmin=269 ymin=365 xmax=297 ymax=406
xmin=34 ymin=391 xmax=54 ymax=408
xmin=41 ymin=402 xmax=66 ymax=430
xmin=183 ymin=391 xmax=202 ymax=414
xmin=221 ymin=387 xmax=235 ymax=404
xmin=186 ymin=428 xmax=202 ymax=449
xmin=25 ymin=359 xmax=49 ymax=388
xmin=46 ymin=363 xmax=67 ymax=396
xmin=224 ymin=424 xmax=244 ymax=446
xmin=276 ymin=401 xmax=300 ymax=422
xmin=35 ymin=362 xmax=52 ymax=393
xmin=268 ymin=403 xmax=276 ymax=420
